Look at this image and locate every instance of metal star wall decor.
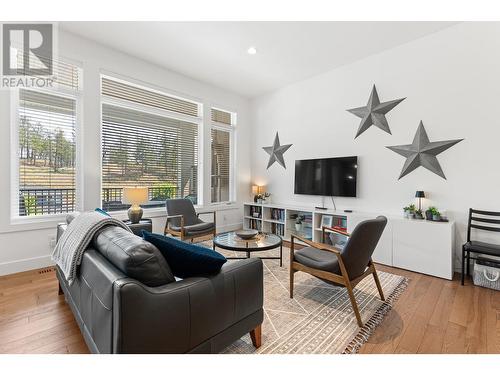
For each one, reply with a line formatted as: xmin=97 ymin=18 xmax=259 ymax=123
xmin=347 ymin=85 xmax=406 ymax=138
xmin=386 ymin=121 xmax=464 ymax=180
xmin=263 ymin=132 xmax=292 ymax=169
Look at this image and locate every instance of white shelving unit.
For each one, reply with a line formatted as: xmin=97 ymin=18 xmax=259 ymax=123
xmin=243 ymin=202 xmax=349 ymax=244
xmin=242 ymin=202 xmax=455 ymax=280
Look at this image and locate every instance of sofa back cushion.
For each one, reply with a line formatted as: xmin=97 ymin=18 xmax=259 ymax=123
xmin=93 ymin=226 xmax=175 ymax=287
xmin=142 ymin=231 xmax=227 ymax=279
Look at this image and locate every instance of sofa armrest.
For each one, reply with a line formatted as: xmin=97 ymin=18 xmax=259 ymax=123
xmin=112 ymin=257 xmax=263 ymax=353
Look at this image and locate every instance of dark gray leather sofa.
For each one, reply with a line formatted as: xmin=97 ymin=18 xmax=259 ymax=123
xmin=56 ymin=223 xmax=264 ymax=354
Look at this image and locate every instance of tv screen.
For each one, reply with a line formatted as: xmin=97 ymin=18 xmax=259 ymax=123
xmin=294 ymin=156 xmax=357 ymax=197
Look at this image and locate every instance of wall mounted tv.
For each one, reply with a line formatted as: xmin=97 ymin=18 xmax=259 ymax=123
xmin=294 ymin=156 xmax=357 ymax=197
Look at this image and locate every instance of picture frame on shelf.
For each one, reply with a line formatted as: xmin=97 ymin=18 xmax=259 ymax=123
xmin=321 ymin=215 xmax=333 ymax=228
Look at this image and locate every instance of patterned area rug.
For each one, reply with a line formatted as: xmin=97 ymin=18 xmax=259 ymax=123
xmin=199 ymin=241 xmax=408 ymax=354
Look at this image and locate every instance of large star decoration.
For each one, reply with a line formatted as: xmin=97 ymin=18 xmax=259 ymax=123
xmin=387 ymin=121 xmax=463 ymax=180
xmin=347 ymin=85 xmax=406 ymax=138
xmin=263 ymin=132 xmax=292 ymax=169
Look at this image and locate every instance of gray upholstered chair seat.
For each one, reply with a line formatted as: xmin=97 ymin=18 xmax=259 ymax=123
xmin=171 ymin=221 xmax=215 ymax=235
xmin=294 ymin=247 xmax=340 ymax=274
xmin=165 ymin=198 xmax=216 ymax=241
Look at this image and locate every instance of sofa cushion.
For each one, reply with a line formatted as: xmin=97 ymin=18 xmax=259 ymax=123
xmin=93 ymin=226 xmax=175 ymax=287
xmin=142 ymin=231 xmax=227 ymax=278
xmin=95 ymin=207 xmax=110 ymax=217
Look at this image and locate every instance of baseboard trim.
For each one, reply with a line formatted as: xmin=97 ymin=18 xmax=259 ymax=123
xmin=0 ymin=255 xmax=54 ymax=276
xmin=218 ymin=222 xmax=243 ymax=233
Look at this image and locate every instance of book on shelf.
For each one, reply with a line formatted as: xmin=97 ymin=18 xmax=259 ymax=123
xmin=249 ymin=205 xmax=262 ymax=219
xmin=270 ymin=208 xmax=285 ymax=222
xmin=248 ymin=218 xmax=262 ymax=231
xmin=270 ymin=222 xmax=285 ymax=236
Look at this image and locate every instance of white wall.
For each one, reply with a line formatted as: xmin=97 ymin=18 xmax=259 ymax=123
xmin=0 ymin=30 xmax=251 ymax=275
xmin=250 ymin=22 xmax=500 ymax=267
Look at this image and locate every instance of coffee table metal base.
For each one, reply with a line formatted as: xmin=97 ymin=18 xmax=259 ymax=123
xmin=212 ymin=233 xmax=283 ymax=267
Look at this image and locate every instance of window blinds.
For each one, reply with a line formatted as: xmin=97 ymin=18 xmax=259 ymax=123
xmin=17 ymin=89 xmax=77 ymax=216
xmin=15 ymin=51 xmax=80 ymax=91
xmin=210 ymin=107 xmax=232 ymax=203
xmin=211 ymin=108 xmax=233 ymax=125
xmin=101 ymin=77 xmax=200 ymax=210
xmin=101 ymin=77 xmax=199 ymax=117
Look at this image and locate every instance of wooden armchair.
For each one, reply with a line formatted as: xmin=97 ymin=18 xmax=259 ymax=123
xmin=289 ymin=216 xmax=387 ymax=327
xmin=164 ymin=199 xmax=216 ymax=242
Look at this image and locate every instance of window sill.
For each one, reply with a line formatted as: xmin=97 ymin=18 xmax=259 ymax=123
xmin=3 ymin=213 xmax=70 ymax=234
xmin=0 ymin=203 xmax=241 ymax=234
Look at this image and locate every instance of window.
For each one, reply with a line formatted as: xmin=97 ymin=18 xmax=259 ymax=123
xmin=101 ymin=77 xmax=201 ymax=211
xmin=14 ymin=62 xmax=81 ymax=217
xmin=211 ymin=108 xmax=235 ymax=203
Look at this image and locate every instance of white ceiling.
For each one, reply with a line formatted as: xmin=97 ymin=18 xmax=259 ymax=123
xmin=60 ymin=22 xmax=457 ymax=98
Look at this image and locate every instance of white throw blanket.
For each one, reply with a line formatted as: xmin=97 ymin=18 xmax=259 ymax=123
xmin=52 ymin=211 xmax=132 ymax=285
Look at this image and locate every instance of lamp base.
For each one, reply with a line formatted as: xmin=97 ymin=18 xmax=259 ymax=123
xmin=127 ymin=205 xmax=143 ymax=224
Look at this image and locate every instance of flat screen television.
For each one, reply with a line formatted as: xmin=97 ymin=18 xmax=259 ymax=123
xmin=294 ymin=156 xmax=357 ymax=197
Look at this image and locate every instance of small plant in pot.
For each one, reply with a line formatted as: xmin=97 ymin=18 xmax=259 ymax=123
xmin=255 ymin=192 xmax=271 ymax=204
xmin=428 ymin=206 xmax=441 ymax=221
xmin=415 ymin=209 xmax=424 ymax=220
xmin=403 ymin=204 xmax=416 ymax=219
xmin=295 ymin=215 xmax=305 ymax=231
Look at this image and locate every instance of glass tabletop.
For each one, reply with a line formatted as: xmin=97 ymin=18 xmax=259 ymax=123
xmin=213 ymin=232 xmax=282 ymax=251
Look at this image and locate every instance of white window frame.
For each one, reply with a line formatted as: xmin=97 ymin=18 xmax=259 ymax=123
xmin=99 ymin=74 xmax=204 ymax=210
xmin=10 ymin=68 xmax=83 ymax=223
xmin=210 ymin=107 xmax=236 ymax=205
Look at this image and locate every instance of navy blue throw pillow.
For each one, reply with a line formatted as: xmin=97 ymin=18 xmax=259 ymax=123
xmin=95 ymin=207 xmax=110 ymax=217
xmin=142 ymin=231 xmax=227 ymax=278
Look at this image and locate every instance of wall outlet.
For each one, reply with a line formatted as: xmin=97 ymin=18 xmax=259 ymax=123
xmin=49 ymin=236 xmax=57 ymax=249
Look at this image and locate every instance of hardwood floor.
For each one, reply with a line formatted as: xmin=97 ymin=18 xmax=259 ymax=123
xmin=0 ymin=264 xmax=499 ymax=354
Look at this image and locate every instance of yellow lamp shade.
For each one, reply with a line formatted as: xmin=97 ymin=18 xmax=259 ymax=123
xmin=123 ymin=187 xmax=148 ymax=205
xmin=252 ymin=185 xmax=264 ymax=195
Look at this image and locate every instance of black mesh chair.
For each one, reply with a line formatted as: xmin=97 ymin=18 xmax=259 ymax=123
xmin=289 ymin=216 xmax=387 ymax=327
xmin=164 ymin=198 xmax=216 ymax=242
xmin=462 ymin=209 xmax=500 ymax=285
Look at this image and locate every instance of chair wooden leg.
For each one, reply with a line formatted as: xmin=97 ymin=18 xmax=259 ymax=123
xmin=289 ymin=269 xmax=294 ymax=298
xmin=346 ymin=284 xmax=363 ymax=327
xmin=250 ymin=324 xmax=262 ymax=348
xmin=372 ymin=268 xmax=385 ymax=301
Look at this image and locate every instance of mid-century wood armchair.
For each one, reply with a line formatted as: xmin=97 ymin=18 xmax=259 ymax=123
xmin=289 ymin=216 xmax=387 ymax=327
xmin=164 ymin=198 xmax=216 ymax=242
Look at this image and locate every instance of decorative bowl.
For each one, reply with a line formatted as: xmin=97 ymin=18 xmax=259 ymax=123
xmin=235 ymin=229 xmax=258 ymax=239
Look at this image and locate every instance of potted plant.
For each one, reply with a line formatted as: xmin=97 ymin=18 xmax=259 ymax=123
xmin=428 ymin=206 xmax=441 ymax=221
xmin=415 ymin=209 xmax=424 ymax=220
xmin=256 ymin=192 xmax=271 ymax=204
xmin=295 ymin=214 xmax=304 ymax=231
xmin=403 ymin=204 xmax=416 ymax=219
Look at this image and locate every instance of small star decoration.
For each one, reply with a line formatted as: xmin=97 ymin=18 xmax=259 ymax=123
xmin=347 ymin=85 xmax=406 ymax=138
xmin=263 ymin=132 xmax=292 ymax=169
xmin=386 ymin=121 xmax=464 ymax=180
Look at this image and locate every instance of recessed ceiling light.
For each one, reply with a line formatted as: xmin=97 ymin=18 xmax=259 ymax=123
xmin=247 ymin=46 xmax=257 ymax=55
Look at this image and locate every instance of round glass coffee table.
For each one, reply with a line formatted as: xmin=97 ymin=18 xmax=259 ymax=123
xmin=213 ymin=232 xmax=283 ymax=267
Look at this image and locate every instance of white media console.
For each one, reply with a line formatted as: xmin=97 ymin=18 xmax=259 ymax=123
xmin=243 ymin=202 xmax=455 ymax=280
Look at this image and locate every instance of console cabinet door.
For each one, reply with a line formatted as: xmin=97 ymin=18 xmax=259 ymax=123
xmin=392 ymin=220 xmax=454 ymax=280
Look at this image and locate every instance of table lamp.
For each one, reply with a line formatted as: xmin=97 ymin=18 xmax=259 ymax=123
xmin=123 ymin=187 xmax=148 ymax=223
xmin=252 ymin=185 xmax=263 ymax=202
xmin=415 ymin=191 xmax=425 ymax=211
